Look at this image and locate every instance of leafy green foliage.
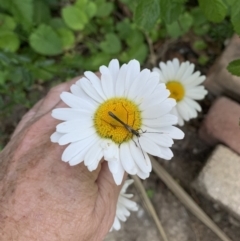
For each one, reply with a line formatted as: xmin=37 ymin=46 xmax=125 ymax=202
xmin=29 ymin=24 xmax=63 ymax=56
xmin=134 ymin=0 xmax=160 ymax=30
xmin=62 ymin=6 xmax=88 ymax=30
xmin=100 ymin=33 xmax=122 ymax=54
xmin=230 ymin=1 xmax=240 ymax=35
xmin=166 ymin=13 xmax=193 ymax=38
xmin=159 ymin=0 xmax=184 ymax=24
xmin=227 ymin=59 xmax=240 ymax=77
xmin=0 ymin=0 xmax=240 ymax=131
xmin=198 ymin=0 xmax=227 ymax=23
xmin=0 ymin=13 xmax=17 ymax=30
xmin=0 ymin=30 xmax=20 ymax=52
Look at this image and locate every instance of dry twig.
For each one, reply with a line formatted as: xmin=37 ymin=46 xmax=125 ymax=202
xmin=132 ymin=175 xmax=169 ymax=241
xmin=150 ymin=156 xmax=233 ymax=241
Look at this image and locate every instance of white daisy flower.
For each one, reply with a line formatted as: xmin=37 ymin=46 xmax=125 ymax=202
xmin=51 ymin=59 xmax=184 ymax=185
xmin=110 ymin=179 xmax=138 ymax=231
xmin=153 ymin=58 xmax=208 ymax=126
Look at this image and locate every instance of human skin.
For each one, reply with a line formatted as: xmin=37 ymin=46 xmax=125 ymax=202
xmin=0 ymin=77 xmax=126 ymax=241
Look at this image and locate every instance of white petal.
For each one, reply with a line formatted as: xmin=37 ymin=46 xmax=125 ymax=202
xmin=58 ymin=127 xmax=95 ymax=145
xmin=111 ymin=162 xmax=125 ymax=185
xmin=172 ymin=58 xmax=180 ymax=72
xmin=177 ymin=102 xmax=190 ymax=121
xmin=100 ymin=65 xmax=114 ymax=98
xmin=139 ymin=136 xmax=161 ymax=157
xmin=130 ymin=69 xmax=150 ymax=99
xmin=80 ymin=77 xmax=104 ymax=103
xmin=120 ymin=179 xmax=134 ymax=194
xmin=184 ymin=97 xmax=201 ymax=112
xmin=129 ymin=141 xmax=152 ymax=173
xmin=112 ymin=217 xmax=121 ymax=231
xmin=84 ymin=139 xmax=102 ymax=167
xmin=120 ymin=143 xmax=138 ymax=175
xmin=84 ymin=71 xmax=106 ymax=100
xmin=115 ymin=64 xmax=127 ymax=96
xmin=102 ymin=140 xmax=119 ymax=162
xmin=142 ymin=132 xmax=173 ymax=147
xmin=52 ymin=108 xmax=92 ymax=121
xmin=56 ymin=119 xmax=93 ymax=133
xmin=124 ymin=59 xmax=140 ymax=96
xmin=60 ymin=92 xmax=96 ymax=110
xmin=158 ymin=146 xmax=173 ymax=160
xmin=69 ymin=139 xmax=94 ymax=166
xmin=180 ymin=63 xmax=195 ymax=81
xmin=143 ymin=114 xmax=178 ymax=128
xmin=142 ymin=98 xmax=176 ymax=119
xmin=108 ymin=59 xmax=120 ymax=84
xmin=62 ymin=134 xmax=96 ymax=162
xmin=175 ymin=62 xmax=188 ymax=80
xmin=139 ymin=87 xmax=170 ymax=110
xmin=50 ymin=132 xmax=64 ymax=143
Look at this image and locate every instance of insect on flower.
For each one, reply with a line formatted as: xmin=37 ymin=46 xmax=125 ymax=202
xmin=51 ymin=59 xmax=185 ymax=185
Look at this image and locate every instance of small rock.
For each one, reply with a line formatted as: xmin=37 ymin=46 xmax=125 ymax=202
xmin=205 ymin=35 xmax=240 ymax=101
xmin=193 ymin=145 xmax=240 ymax=221
xmin=199 ymin=96 xmax=240 ymax=154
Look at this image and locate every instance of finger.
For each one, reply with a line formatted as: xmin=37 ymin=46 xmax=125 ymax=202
xmin=11 ymin=98 xmax=44 ymax=139
xmin=97 ymin=161 xmax=127 ymax=204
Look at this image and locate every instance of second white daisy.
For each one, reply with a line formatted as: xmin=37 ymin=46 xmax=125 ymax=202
xmin=153 ymin=58 xmax=208 ymax=126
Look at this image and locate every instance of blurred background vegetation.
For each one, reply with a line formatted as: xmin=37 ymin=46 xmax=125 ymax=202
xmin=0 ymin=0 xmax=239 ymax=148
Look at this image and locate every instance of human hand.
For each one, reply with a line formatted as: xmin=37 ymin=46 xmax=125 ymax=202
xmin=0 ymin=77 xmax=125 ymax=241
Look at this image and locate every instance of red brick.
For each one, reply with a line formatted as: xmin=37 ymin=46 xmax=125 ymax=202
xmin=199 ymin=96 xmax=240 ymax=154
xmin=205 ymin=35 xmax=240 ymax=101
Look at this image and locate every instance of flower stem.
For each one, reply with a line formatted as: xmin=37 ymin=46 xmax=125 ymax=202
xmin=150 ymin=155 xmax=232 ymax=241
xmin=131 ymin=175 xmax=169 ymax=241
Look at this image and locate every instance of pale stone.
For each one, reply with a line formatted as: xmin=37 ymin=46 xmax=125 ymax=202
xmin=193 ymin=145 xmax=240 ymax=220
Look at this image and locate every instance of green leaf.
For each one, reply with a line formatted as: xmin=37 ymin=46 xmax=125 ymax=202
xmin=120 ymin=44 xmax=148 ymax=64
xmin=95 ymin=1 xmax=114 ymax=17
xmin=57 ymin=28 xmax=75 ymax=50
xmin=159 ymin=0 xmax=184 ymax=24
xmin=75 ymin=0 xmax=88 ymax=8
xmin=10 ymin=0 xmax=33 ymax=28
xmin=82 ymin=53 xmax=112 ymax=71
xmin=116 ymin=19 xmax=132 ymax=39
xmin=85 ymin=2 xmax=97 ymax=18
xmin=198 ymin=0 xmax=227 ymax=23
xmin=33 ymin=0 xmax=51 ymax=24
xmin=227 ymin=59 xmax=240 ymax=77
xmin=62 ymin=5 xmax=88 ymax=30
xmin=191 ymin=7 xmax=208 ymax=27
xmin=0 ymin=30 xmax=20 ymax=52
xmin=167 ymin=12 xmax=193 ymax=38
xmin=230 ymin=1 xmax=240 ymax=35
xmin=29 ymin=24 xmax=63 ymax=56
xmin=126 ymin=29 xmax=144 ymax=47
xmin=119 ymin=0 xmax=138 ymax=12
xmin=0 ymin=70 xmax=9 ymax=85
xmin=193 ymin=40 xmax=207 ymax=50
xmin=134 ymin=0 xmax=160 ymax=30
xmin=50 ymin=18 xmax=67 ymax=29
xmin=0 ymin=13 xmax=16 ymax=30
xmin=100 ymin=33 xmax=122 ymax=54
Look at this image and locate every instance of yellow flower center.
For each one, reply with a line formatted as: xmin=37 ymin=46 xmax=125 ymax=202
xmin=94 ymin=98 xmax=142 ymax=144
xmin=166 ymin=81 xmax=185 ymax=102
